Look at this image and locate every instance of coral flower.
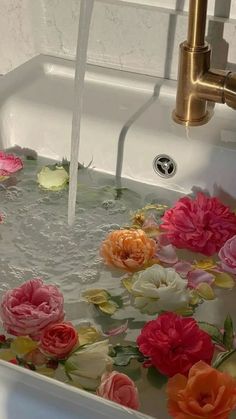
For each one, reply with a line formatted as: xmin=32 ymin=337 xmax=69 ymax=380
xmin=0 ymin=151 xmax=23 ymax=176
xmin=40 ymin=322 xmax=78 ymax=359
xmin=167 ymin=361 xmax=236 ymax=419
xmin=137 ymin=312 xmax=214 ymax=377
xmin=100 ymin=229 xmax=157 ymax=271
xmin=161 ymin=192 xmax=236 ymax=256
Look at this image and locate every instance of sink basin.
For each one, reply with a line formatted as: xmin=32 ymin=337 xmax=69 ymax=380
xmin=0 ymin=55 xmax=236 ymax=419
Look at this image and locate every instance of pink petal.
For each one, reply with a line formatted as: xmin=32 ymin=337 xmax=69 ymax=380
xmin=142 ymin=215 xmax=159 ymax=230
xmin=187 ymin=269 xmax=215 ymax=289
xmin=156 ymin=245 xmax=178 ymax=265
xmin=103 ymin=321 xmax=128 ymax=337
xmin=173 ymin=261 xmax=192 ymax=277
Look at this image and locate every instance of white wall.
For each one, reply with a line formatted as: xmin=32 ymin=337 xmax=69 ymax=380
xmin=1 ymin=0 xmax=236 ymax=79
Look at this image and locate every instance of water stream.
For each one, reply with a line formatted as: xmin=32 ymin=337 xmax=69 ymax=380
xmin=68 ymin=0 xmax=94 ymax=226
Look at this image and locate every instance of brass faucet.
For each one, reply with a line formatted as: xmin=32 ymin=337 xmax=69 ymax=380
xmin=173 ymin=0 xmax=236 ymax=126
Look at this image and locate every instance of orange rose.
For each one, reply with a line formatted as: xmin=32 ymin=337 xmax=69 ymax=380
xmin=100 ymin=229 xmax=157 ymax=272
xmin=167 ymin=361 xmax=236 ymax=419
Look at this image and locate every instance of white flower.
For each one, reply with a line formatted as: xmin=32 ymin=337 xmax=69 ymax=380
xmin=65 ymin=340 xmax=113 ymax=390
xmin=37 ymin=166 xmax=69 ymax=191
xmin=130 ymin=264 xmax=190 ymax=314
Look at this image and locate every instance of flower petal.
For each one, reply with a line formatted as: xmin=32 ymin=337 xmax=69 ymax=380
xmin=196 ymin=283 xmax=215 ymax=300
xmin=188 ymin=269 xmax=215 ymax=289
xmin=156 ymin=245 xmax=178 ymax=265
xmin=214 ymin=272 xmax=235 ymax=289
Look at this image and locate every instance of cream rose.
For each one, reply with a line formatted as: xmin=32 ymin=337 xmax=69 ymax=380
xmin=65 ymin=340 xmax=113 ymax=390
xmin=37 ymin=166 xmax=69 ymax=191
xmin=129 ymin=264 xmax=190 ymax=314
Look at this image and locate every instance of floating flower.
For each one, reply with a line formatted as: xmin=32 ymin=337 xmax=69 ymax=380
xmin=40 ymin=322 xmax=78 ymax=360
xmin=219 ymin=235 xmax=236 ymax=275
xmin=161 ymin=192 xmax=236 ymax=256
xmin=123 ymin=265 xmax=190 ymax=315
xmin=167 ymin=361 xmax=236 ymax=419
xmin=97 ymin=371 xmax=140 ymax=410
xmin=65 ymin=340 xmax=113 ymax=390
xmin=0 ymin=151 xmax=23 ymax=176
xmin=37 ymin=166 xmax=69 ymax=191
xmin=137 ymin=312 xmax=214 ymax=377
xmin=0 ymin=279 xmax=64 ymax=338
xmin=100 ymin=229 xmax=157 ymax=272
xmin=82 ymin=289 xmax=119 ymax=315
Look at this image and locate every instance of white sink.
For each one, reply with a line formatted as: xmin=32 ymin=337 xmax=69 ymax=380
xmin=0 ymin=54 xmax=236 ymax=419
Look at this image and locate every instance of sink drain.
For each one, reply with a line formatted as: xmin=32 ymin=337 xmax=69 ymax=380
xmin=153 ymin=154 xmax=177 ymax=178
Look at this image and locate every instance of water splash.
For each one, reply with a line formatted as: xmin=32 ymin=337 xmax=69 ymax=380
xmin=68 ymin=0 xmax=94 ymax=226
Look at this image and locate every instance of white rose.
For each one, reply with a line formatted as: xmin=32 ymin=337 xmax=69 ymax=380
xmin=130 ymin=264 xmax=190 ymax=314
xmin=65 ymin=340 xmax=113 ymax=390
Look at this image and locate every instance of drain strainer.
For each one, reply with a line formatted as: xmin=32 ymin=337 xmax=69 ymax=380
xmin=153 ymin=154 xmax=177 ymax=178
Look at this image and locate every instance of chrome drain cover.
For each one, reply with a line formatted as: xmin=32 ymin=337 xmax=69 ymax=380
xmin=153 ymin=154 xmax=177 ymax=178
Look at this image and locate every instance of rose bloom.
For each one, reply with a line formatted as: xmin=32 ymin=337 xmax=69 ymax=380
xmin=161 ymin=192 xmax=236 ymax=256
xmin=0 ymin=151 xmax=23 ymax=176
xmin=100 ymin=229 xmax=157 ymax=271
xmin=40 ymin=322 xmax=78 ymax=359
xmin=167 ymin=361 xmax=236 ymax=419
xmin=137 ymin=312 xmax=214 ymax=377
xmin=130 ymin=264 xmax=190 ymax=314
xmin=97 ymin=371 xmax=140 ymax=410
xmin=219 ymin=235 xmax=236 ymax=275
xmin=65 ymin=340 xmax=113 ymax=390
xmin=0 ymin=279 xmax=64 ymax=338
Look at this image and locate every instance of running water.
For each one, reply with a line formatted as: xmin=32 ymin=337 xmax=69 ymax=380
xmin=68 ymin=0 xmax=94 ymax=226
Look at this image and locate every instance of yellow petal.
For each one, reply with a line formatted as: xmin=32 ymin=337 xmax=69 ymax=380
xmin=0 ymin=176 xmax=9 ymax=182
xmin=82 ymin=289 xmax=109 ymax=305
xmin=175 ymin=306 xmax=194 ymax=316
xmin=10 ymin=337 xmax=38 ymax=356
xmin=214 ymin=272 xmax=235 ymax=289
xmin=77 ymin=326 xmax=101 ymax=347
xmin=0 ymin=349 xmax=16 ymax=361
xmin=98 ymin=301 xmax=118 ymax=315
xmin=192 ymin=259 xmax=216 ymax=270
xmin=122 ymin=277 xmax=134 ymax=293
xmin=196 ymin=283 xmax=215 ymax=300
xmin=189 ymin=290 xmax=201 ymax=306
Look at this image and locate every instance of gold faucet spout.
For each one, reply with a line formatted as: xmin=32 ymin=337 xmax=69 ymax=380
xmin=173 ymin=0 xmax=236 ymax=126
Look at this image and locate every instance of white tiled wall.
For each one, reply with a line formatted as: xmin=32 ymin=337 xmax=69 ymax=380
xmin=1 ymin=0 xmax=236 ymax=79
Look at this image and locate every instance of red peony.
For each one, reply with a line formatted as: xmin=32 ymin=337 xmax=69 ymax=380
xmin=161 ymin=192 xmax=236 ymax=256
xmin=40 ymin=322 xmax=78 ymax=359
xmin=137 ymin=312 xmax=214 ymax=377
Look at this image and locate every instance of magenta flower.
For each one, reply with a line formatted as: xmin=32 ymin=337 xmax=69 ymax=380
xmin=161 ymin=192 xmax=236 ymax=256
xmin=0 ymin=279 xmax=64 ymax=339
xmin=0 ymin=151 xmax=23 ymax=176
xmin=219 ymin=235 xmax=236 ymax=275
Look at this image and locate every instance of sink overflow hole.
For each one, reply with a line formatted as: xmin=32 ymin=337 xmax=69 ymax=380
xmin=153 ymin=154 xmax=177 ymax=178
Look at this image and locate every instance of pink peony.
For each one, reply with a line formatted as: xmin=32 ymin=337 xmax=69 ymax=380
xmin=0 ymin=151 xmax=23 ymax=176
xmin=0 ymin=279 xmax=64 ymax=338
xmin=97 ymin=371 xmax=140 ymax=410
xmin=161 ymin=192 xmax=236 ymax=256
xmin=218 ymin=235 xmax=236 ymax=275
xmin=137 ymin=312 xmax=214 ymax=377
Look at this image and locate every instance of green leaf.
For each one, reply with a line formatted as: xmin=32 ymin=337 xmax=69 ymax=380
xmin=110 ymin=296 xmax=123 ymax=309
xmin=110 ymin=345 xmax=144 ymax=366
xmin=223 ymin=314 xmax=234 ymax=351
xmin=198 ymin=321 xmax=223 ymax=345
xmin=147 ymin=366 xmax=167 ymax=389
xmin=213 ymin=349 xmax=236 ymax=369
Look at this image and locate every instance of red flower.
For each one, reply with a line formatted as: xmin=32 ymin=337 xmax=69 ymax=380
xmin=9 ymin=359 xmax=18 ymax=365
xmin=40 ymin=322 xmax=78 ymax=359
xmin=0 ymin=335 xmax=6 ymax=343
xmin=161 ymin=192 xmax=236 ymax=256
xmin=137 ymin=312 xmax=214 ymax=377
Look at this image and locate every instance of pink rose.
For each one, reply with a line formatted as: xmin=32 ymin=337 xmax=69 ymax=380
xmin=0 ymin=151 xmax=23 ymax=176
xmin=40 ymin=322 xmax=78 ymax=359
xmin=0 ymin=279 xmax=64 ymax=338
xmin=137 ymin=312 xmax=214 ymax=377
xmin=218 ymin=235 xmax=236 ymax=275
xmin=97 ymin=371 xmax=140 ymax=410
xmin=161 ymin=192 xmax=236 ymax=256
